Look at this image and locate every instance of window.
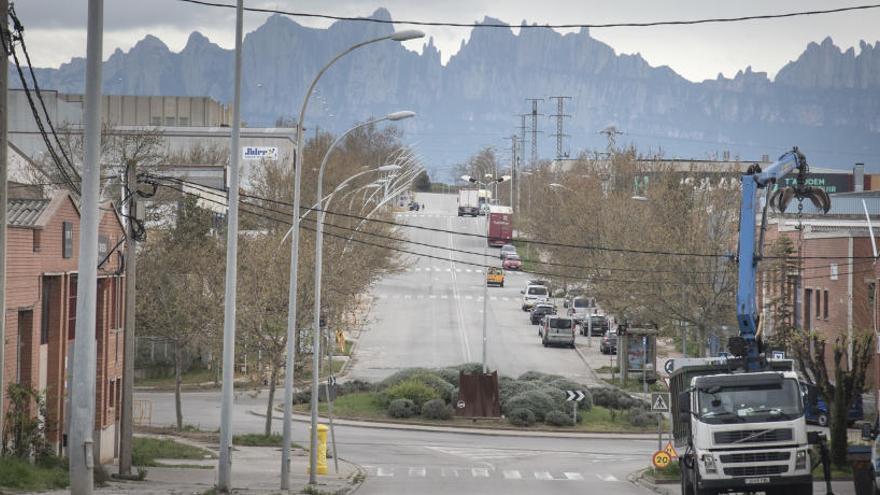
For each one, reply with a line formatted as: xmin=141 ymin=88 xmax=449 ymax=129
xmin=40 ymin=279 xmax=52 ymax=345
xmin=150 ymin=116 xmax=161 ymax=126
xmin=816 ymin=289 xmax=821 ymax=319
xmin=178 ymin=116 xmax=189 ymax=126
xmin=67 ymin=275 xmax=77 ymax=339
xmin=823 ymin=290 xmax=829 ymax=319
xmin=33 ymin=229 xmax=41 ymax=252
xmin=165 ymin=116 xmax=176 ymax=126
xmin=804 ymin=289 xmax=813 ymax=331
xmin=62 ymin=222 xmax=73 ymax=258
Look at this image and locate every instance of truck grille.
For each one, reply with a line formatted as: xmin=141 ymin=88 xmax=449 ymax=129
xmin=720 ymin=452 xmax=791 ymax=463
xmin=714 ymin=428 xmax=793 ymax=444
xmin=723 ymin=465 xmax=788 ymax=477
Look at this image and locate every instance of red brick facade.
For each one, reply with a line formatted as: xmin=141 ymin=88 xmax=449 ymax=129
xmin=3 ymin=191 xmax=125 ymax=462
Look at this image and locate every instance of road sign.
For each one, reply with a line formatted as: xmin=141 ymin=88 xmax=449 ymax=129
xmin=664 ymin=359 xmax=674 ymax=375
xmin=771 ymin=350 xmax=785 ymax=360
xmin=566 ymin=390 xmax=586 ymax=402
xmin=456 ymin=400 xmax=466 ymax=409
xmin=652 ymin=450 xmax=672 ymax=469
xmin=651 ymin=393 xmax=670 ymax=412
xmin=242 ymin=146 xmax=279 ymax=161
xmin=664 ymin=441 xmax=678 ymax=458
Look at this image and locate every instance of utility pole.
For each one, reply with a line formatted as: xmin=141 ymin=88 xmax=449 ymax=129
xmin=510 ymin=135 xmax=517 ymax=209
xmin=118 ymin=160 xmax=137 ymax=476
xmin=526 ymin=99 xmax=543 ymax=168
xmin=548 ymin=96 xmax=572 ymax=161
xmin=516 ymin=114 xmax=527 ymax=212
xmin=599 ymin=126 xmax=622 ymax=194
xmin=70 ymin=1 xmax=103 ymax=493
xmin=0 ymin=0 xmax=9 ymax=441
xmin=218 ymin=0 xmax=243 ymax=491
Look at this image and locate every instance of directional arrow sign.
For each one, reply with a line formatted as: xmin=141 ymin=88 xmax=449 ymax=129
xmin=566 ymin=390 xmax=586 ymax=402
xmin=651 ymin=392 xmax=670 ymax=412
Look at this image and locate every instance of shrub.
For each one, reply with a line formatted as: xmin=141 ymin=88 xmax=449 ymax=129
xmin=454 ymin=362 xmax=485 ymax=375
xmin=388 ymin=398 xmax=418 ymax=418
xmin=385 ymin=379 xmax=440 ymax=409
xmin=338 ymin=379 xmax=375 ymax=395
xmin=518 ymin=371 xmax=550 ymax=382
xmin=507 ymin=408 xmax=536 ymax=427
xmin=379 ymin=368 xmax=433 ymax=389
xmin=589 ymin=386 xmax=643 ymax=410
xmin=627 ymin=407 xmax=660 ymax=427
xmin=545 ymin=410 xmax=574 ymax=427
xmin=539 ymin=374 xmax=566 ymax=384
xmin=503 ymin=390 xmax=560 ymax=421
xmin=436 ymin=368 xmax=461 ymax=386
xmin=499 ymin=379 xmax=540 ymax=404
xmin=412 ymin=373 xmax=456 ymax=402
xmin=421 ymin=399 xmax=453 ymax=420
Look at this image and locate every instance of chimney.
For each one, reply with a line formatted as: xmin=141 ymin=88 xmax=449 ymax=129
xmin=854 ymin=163 xmax=865 ymax=192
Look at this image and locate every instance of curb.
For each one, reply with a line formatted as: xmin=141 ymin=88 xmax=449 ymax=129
xmin=251 ymin=409 xmax=659 ymax=440
xmin=572 ymin=345 xmax=604 ymax=384
xmin=628 ymin=469 xmax=675 ymax=495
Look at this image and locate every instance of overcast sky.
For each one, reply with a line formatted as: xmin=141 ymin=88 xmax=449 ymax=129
xmin=15 ymin=0 xmax=880 ymax=82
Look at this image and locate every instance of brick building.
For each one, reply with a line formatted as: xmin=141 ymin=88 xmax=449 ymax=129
xmin=3 ymin=189 xmax=125 ymax=463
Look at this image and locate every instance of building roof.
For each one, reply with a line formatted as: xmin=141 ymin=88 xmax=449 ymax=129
xmin=7 ymin=198 xmax=50 ymax=227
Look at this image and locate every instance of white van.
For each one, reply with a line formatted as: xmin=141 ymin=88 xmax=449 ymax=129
xmin=521 ymin=284 xmax=550 ymax=311
xmin=540 ymin=316 xmax=575 ymax=348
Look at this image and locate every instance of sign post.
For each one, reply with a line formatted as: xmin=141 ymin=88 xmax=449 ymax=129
xmin=566 ymin=390 xmax=586 ymax=426
xmin=651 ymin=392 xmax=670 ymax=453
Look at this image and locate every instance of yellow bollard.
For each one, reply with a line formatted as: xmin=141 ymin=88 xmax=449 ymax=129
xmin=308 ymin=424 xmax=329 ymax=475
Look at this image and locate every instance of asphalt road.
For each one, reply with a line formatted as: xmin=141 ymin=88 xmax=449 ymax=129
xmin=348 ymin=192 xmax=598 ymax=384
xmin=135 ymin=388 xmax=656 ymax=494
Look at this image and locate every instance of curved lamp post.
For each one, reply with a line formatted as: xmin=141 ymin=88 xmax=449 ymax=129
xmin=309 ymin=111 xmax=415 ymax=482
xmin=281 ymin=29 xmax=423 ymax=490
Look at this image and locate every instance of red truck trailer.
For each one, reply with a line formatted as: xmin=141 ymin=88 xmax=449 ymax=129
xmin=486 ymin=205 xmax=513 ymax=247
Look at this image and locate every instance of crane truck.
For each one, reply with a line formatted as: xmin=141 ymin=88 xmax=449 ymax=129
xmin=670 ymin=148 xmax=834 ymax=495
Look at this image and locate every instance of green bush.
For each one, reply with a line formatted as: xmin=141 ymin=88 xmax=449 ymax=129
xmin=499 ymin=379 xmax=540 ymax=404
xmin=547 ymin=381 xmax=594 ymax=411
xmin=421 ymin=399 xmax=453 ymax=420
xmin=453 ymin=362 xmax=484 ymax=375
xmin=503 ymin=390 xmax=560 ymax=421
xmin=545 ymin=410 xmax=574 ymax=427
xmin=412 ymin=373 xmax=456 ymax=402
xmin=385 ymin=379 xmax=440 ymax=409
xmin=507 ymin=408 xmax=536 ymax=427
xmin=337 ymin=379 xmax=375 ymax=395
xmin=589 ymin=386 xmax=643 ymax=410
xmin=437 ymin=368 xmax=461 ymax=386
xmin=387 ymin=398 xmax=418 ymax=418
xmin=378 ymin=368 xmax=434 ymax=389
xmin=518 ymin=371 xmax=551 ymax=382
xmin=627 ymin=407 xmax=660 ymax=427
xmin=539 ymin=374 xmax=566 ymax=383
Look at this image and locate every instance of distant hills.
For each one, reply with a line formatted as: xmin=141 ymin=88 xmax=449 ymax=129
xmin=17 ymin=8 xmax=880 ymax=174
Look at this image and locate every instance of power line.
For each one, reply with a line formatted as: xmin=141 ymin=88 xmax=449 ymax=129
xmin=176 ymin=0 xmax=880 ymax=30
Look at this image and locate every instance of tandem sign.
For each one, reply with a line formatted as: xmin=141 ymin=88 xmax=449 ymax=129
xmin=242 ymin=146 xmax=279 ymax=161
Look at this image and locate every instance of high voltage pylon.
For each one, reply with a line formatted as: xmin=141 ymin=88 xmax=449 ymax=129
xmin=600 ymin=125 xmax=623 ymax=156
xmin=548 ymin=96 xmax=572 ymax=160
xmin=526 ymin=98 xmax=543 ymax=167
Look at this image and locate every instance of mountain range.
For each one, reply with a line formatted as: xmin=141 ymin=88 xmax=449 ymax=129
xmin=17 ymin=8 xmax=880 ymax=174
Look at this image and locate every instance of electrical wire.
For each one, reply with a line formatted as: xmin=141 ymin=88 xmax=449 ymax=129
xmin=176 ymin=0 xmax=880 ymax=30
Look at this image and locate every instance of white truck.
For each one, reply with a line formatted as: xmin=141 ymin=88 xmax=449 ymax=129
xmin=457 ymin=188 xmax=480 ymax=217
xmin=670 ymin=359 xmax=819 ymax=495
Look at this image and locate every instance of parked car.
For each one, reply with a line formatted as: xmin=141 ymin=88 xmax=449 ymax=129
xmin=801 ymin=381 xmax=864 ymax=426
xmin=521 ymin=284 xmax=550 ymax=311
xmin=540 ymin=316 xmax=575 ymax=348
xmin=599 ymin=329 xmax=618 ymax=354
xmin=502 ymin=254 xmax=522 ymax=270
xmin=500 ymin=244 xmax=518 ymax=260
xmin=529 ymin=302 xmax=557 ymax=325
xmin=408 ymin=202 xmax=420 ymax=211
xmin=486 ymin=267 xmax=504 ymax=287
xmin=479 ymin=203 xmax=491 ymax=215
xmin=580 ymin=315 xmax=609 ymax=336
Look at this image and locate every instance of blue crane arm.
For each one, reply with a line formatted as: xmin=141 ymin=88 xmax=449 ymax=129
xmin=736 ymin=149 xmax=805 ymax=371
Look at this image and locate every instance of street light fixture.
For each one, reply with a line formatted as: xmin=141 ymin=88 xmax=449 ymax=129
xmin=280 ymin=30 xmax=423 ymax=490
xmin=309 ymin=112 xmax=415 ymax=481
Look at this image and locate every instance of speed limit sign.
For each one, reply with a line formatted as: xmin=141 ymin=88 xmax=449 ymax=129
xmin=652 ymin=450 xmax=672 ymax=469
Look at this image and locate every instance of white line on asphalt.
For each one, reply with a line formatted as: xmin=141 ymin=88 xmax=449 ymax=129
xmin=446 ymin=216 xmax=472 ymax=362
xmin=429 ymin=295 xmax=437 ymax=299
xmin=441 ymin=467 xmax=459 ymax=477
xmin=564 ymin=472 xmax=584 ymax=480
xmin=445 ymin=268 xmax=451 ymax=272
xmin=502 ymin=470 xmax=522 ymax=480
xmin=490 ymin=296 xmax=498 ymax=301
xmin=404 ymin=295 xmax=412 ymax=299
xmin=441 ymin=295 xmax=448 ymax=299
xmin=472 ymin=468 xmax=490 ymax=478
xmin=534 ymin=471 xmax=554 ymax=480
xmin=465 ymin=295 xmax=473 ymax=300
xmin=596 ymin=474 xmax=619 ymax=482
xmin=377 ymin=467 xmax=394 ymax=477
xmin=415 ymin=267 xmax=421 ymax=272
xmin=409 ymin=467 xmax=426 ymax=477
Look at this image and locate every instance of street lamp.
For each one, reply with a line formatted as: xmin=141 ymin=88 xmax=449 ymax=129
xmin=309 ymin=112 xmax=415 ymax=481
xmin=281 ymin=29 xmax=423 ymax=490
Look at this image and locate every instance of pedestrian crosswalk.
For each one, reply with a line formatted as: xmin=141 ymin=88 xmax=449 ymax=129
xmin=361 ymin=465 xmax=622 ymax=482
xmin=375 ymin=294 xmax=518 ymax=302
xmin=401 ymin=266 xmax=525 ymax=275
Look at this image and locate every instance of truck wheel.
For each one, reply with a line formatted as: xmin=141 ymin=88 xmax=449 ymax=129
xmin=680 ymin=465 xmax=694 ymax=495
xmin=817 ymin=413 xmax=829 ymax=427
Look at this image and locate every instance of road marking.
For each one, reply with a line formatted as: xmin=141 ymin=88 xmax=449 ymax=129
xmin=502 ymin=297 xmax=510 ymax=301
xmin=472 ymin=468 xmax=490 ymax=478
xmin=441 ymin=295 xmax=448 ymax=299
xmin=377 ymin=467 xmax=394 ymax=477
xmin=490 ymin=296 xmax=498 ymax=301
xmin=445 ymin=268 xmax=451 ymax=272
xmin=441 ymin=467 xmax=459 ymax=477
xmin=465 ymin=269 xmax=472 ymax=273
xmin=417 ymin=295 xmax=424 ymax=299
xmin=465 ymin=295 xmax=473 ymax=300
xmin=429 ymin=295 xmax=437 ymax=299
xmin=564 ymin=472 xmax=584 ymax=480
xmin=404 ymin=295 xmax=412 ymax=300
xmin=502 ymin=470 xmax=522 ymax=480
xmin=534 ymin=471 xmax=554 ymax=480
xmin=415 ymin=268 xmax=421 ymax=272
xmin=446 ymin=216 xmax=472 ymax=362
xmin=408 ymin=467 xmax=426 ymax=478
xmin=596 ymin=474 xmax=619 ymax=482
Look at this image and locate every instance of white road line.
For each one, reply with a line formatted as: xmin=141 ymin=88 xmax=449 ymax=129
xmin=408 ymin=467 xmax=426 ymax=478
xmin=417 ymin=295 xmax=424 ymax=299
xmin=404 ymin=295 xmax=412 ymax=300
xmin=502 ymin=470 xmax=522 ymax=480
xmin=441 ymin=467 xmax=459 ymax=477
xmin=429 ymin=295 xmax=437 ymax=299
xmin=490 ymin=296 xmax=498 ymax=301
xmin=465 ymin=295 xmax=473 ymax=300
xmin=596 ymin=474 xmax=619 ymax=482
xmin=445 ymin=268 xmax=451 ymax=272
xmin=446 ymin=216 xmax=472 ymax=362
xmin=502 ymin=297 xmax=510 ymax=301
xmin=465 ymin=269 xmax=472 ymax=273
xmin=441 ymin=295 xmax=448 ymax=299
xmin=534 ymin=471 xmax=554 ymax=480
xmin=472 ymin=468 xmax=490 ymax=478
xmin=564 ymin=472 xmax=584 ymax=480
xmin=415 ymin=268 xmax=421 ymax=272
xmin=377 ymin=467 xmax=394 ymax=477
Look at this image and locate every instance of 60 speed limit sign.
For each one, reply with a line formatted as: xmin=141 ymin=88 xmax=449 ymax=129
xmin=652 ymin=450 xmax=672 ymax=469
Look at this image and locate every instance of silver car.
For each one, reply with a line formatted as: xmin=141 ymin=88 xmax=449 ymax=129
xmin=500 ymin=244 xmax=517 ymax=260
xmin=540 ymin=316 xmax=575 ymax=348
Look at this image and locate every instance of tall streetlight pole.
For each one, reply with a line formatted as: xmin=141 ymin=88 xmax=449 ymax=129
xmin=281 ymin=30 xmax=423 ymax=490
xmin=217 ymin=1 xmax=244 ymax=491
xmin=309 ymin=112 xmax=414 ymax=483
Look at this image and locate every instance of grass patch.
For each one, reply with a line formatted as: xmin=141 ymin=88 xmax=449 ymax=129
xmin=133 ymin=437 xmax=215 ymax=467
xmin=812 ymin=463 xmax=852 ymax=479
xmin=0 ymin=457 xmax=69 ymax=491
xmin=648 ymin=460 xmax=681 ymax=481
xmin=605 ymin=377 xmax=667 ymax=393
xmin=232 ymin=433 xmax=304 ymax=449
xmin=136 ymin=368 xmax=218 ymax=388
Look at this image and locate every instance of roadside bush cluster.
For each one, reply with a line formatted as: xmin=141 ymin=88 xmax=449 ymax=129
xmin=498 ymin=372 xmax=594 ymax=427
xmin=376 ymin=367 xmax=465 ymax=420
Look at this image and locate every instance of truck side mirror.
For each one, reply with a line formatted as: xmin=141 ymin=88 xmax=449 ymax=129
xmin=808 ymin=431 xmax=825 ymax=445
xmin=678 ymin=392 xmax=690 ymax=417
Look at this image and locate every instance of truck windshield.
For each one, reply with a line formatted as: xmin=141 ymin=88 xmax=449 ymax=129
xmin=697 ymin=378 xmax=803 ymax=424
